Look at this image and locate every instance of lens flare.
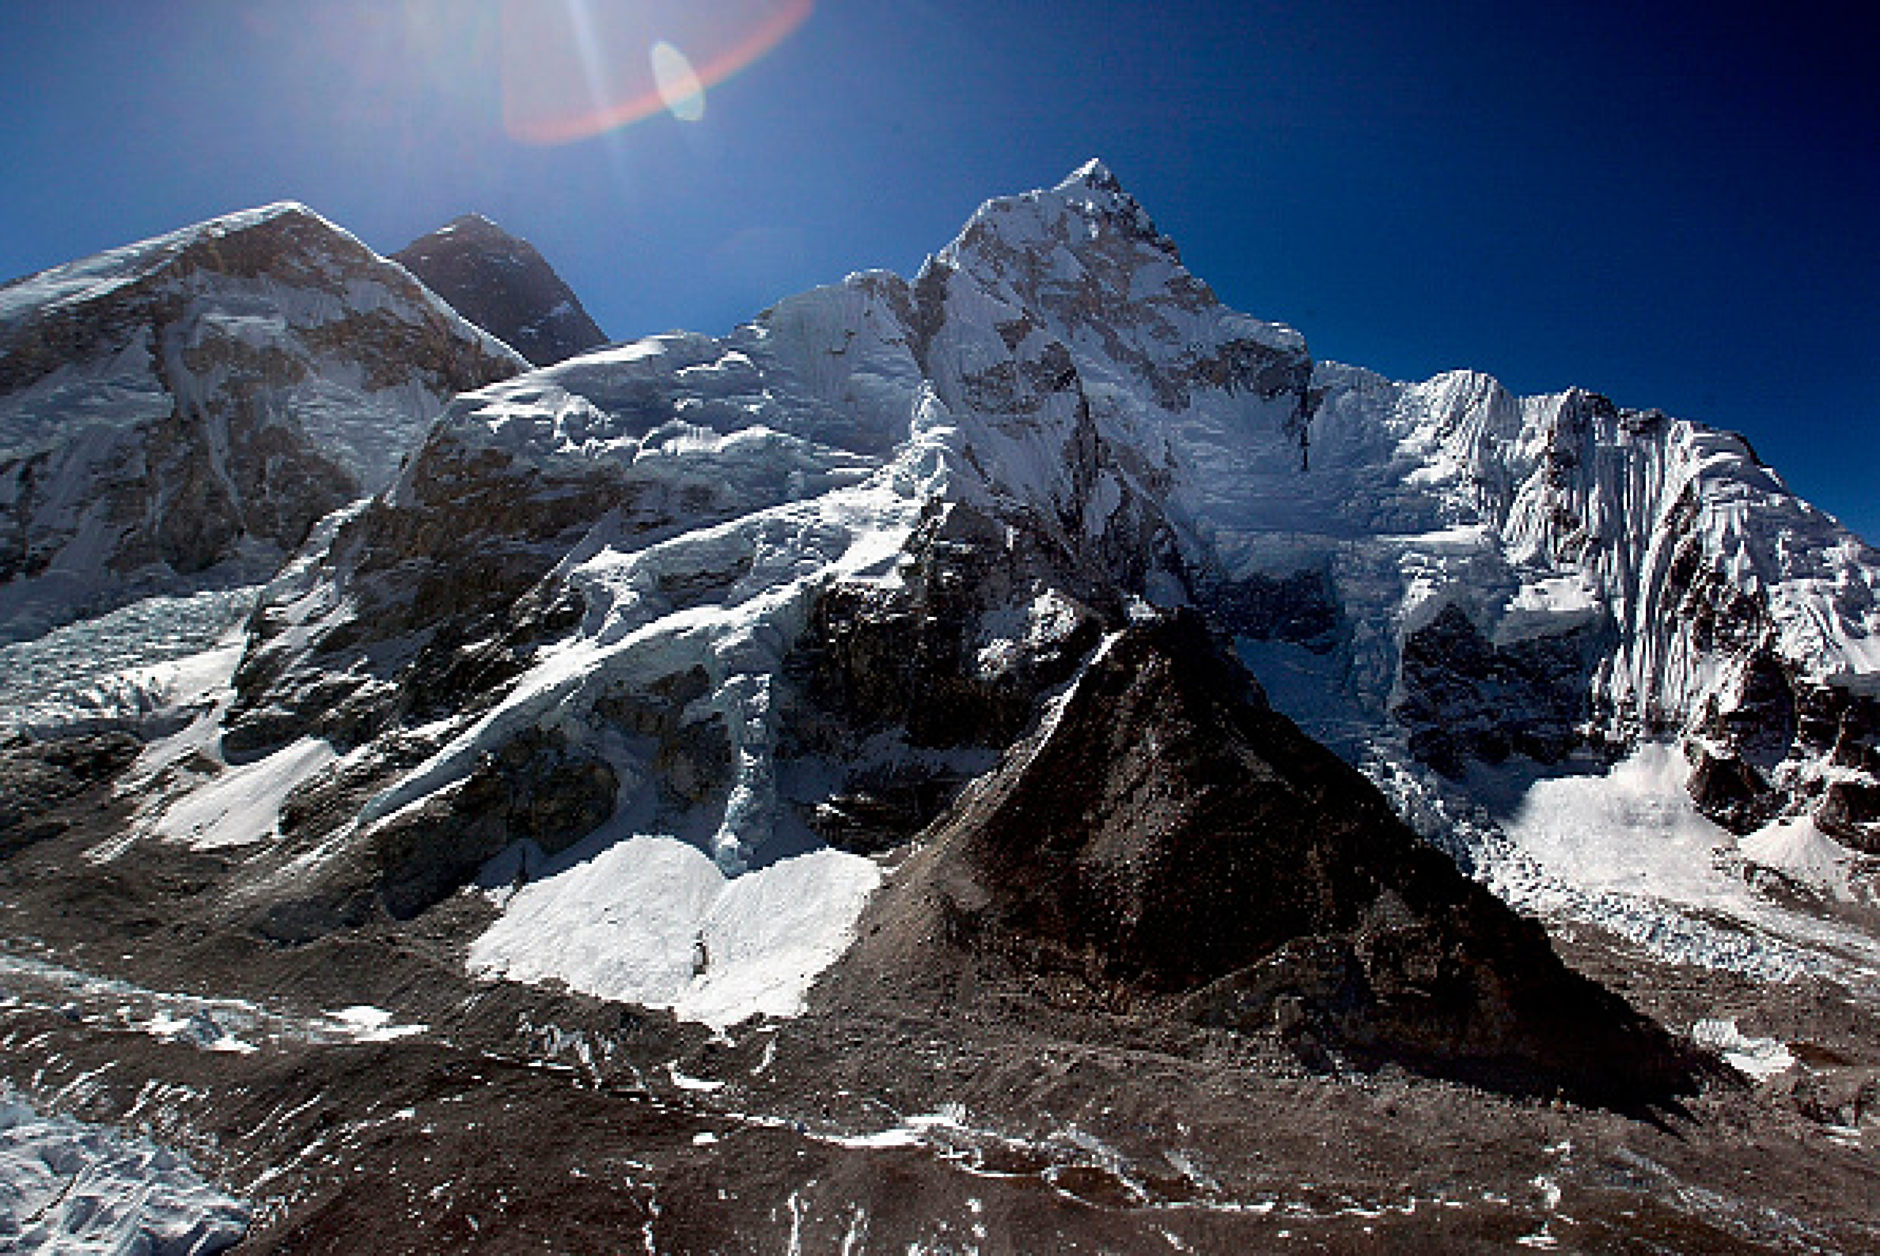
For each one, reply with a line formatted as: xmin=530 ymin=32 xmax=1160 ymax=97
xmin=501 ymin=0 xmax=813 ymax=143
xmin=651 ymin=40 xmax=705 ymax=122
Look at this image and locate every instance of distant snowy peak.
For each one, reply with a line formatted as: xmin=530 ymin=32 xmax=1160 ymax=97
xmin=0 ymin=201 xmax=525 ymax=640
xmin=394 ymin=214 xmax=608 ymax=367
xmin=0 ymin=201 xmax=308 ymax=326
xmin=912 ymin=158 xmax=1316 ymax=581
xmin=928 ymin=155 xmax=1309 ymax=390
xmin=0 ymin=202 xmax=330 ymax=314
xmin=0 ymin=202 xmax=515 ymax=376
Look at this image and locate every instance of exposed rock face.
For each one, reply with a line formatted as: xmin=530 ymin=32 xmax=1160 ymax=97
xmin=0 ymin=204 xmax=526 ymax=640
xmin=833 ymin=613 xmax=1701 ymax=1106
xmin=252 ymin=726 xmax=618 ymax=944
xmin=1397 ymin=602 xmax=1611 ymax=773
xmin=0 ymin=732 xmax=141 ymax=854
xmin=781 ymin=501 xmax=1108 ymax=854
xmin=394 ymin=214 xmax=607 ymax=367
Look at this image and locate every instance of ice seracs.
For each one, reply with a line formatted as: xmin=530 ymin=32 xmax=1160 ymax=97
xmin=0 ymin=1088 xmax=249 ymax=1254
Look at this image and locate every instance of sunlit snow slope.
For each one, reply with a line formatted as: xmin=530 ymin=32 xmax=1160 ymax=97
xmin=114 ymin=161 xmax=1880 ymax=1023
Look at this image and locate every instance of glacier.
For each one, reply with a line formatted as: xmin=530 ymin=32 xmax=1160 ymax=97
xmin=0 ymin=1088 xmax=248 ymax=1255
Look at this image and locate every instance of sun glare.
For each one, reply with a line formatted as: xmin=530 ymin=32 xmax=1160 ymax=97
xmin=651 ymin=40 xmax=706 ymax=123
xmin=500 ymin=0 xmax=813 ymax=143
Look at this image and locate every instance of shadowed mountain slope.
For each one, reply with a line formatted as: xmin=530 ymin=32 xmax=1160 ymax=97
xmin=834 ymin=612 xmax=1708 ymax=1109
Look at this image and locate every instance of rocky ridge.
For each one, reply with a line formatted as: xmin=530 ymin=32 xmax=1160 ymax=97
xmin=0 ymin=203 xmax=526 ymax=641
xmin=394 ymin=214 xmax=608 ymax=367
xmin=832 ymin=611 xmax=1701 ymax=1106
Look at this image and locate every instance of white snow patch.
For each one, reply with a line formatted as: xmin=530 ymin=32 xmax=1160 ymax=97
xmin=1739 ymin=816 xmax=1860 ymax=902
xmin=974 ymin=589 xmax=1085 ymax=680
xmin=324 ymin=1006 xmax=426 ymax=1042
xmin=1495 ymin=576 xmax=1602 ymax=645
xmin=1453 ymin=742 xmax=1880 ymax=986
xmin=821 ymin=1126 xmax=927 ymax=1150
xmin=143 ymin=1010 xmax=258 ymax=1055
xmin=1690 ymin=1019 xmax=1796 ymax=1080
xmin=667 ymin=1064 xmax=725 ymax=1093
xmin=146 ymin=736 xmax=335 ymax=850
xmin=467 ymin=835 xmax=883 ymax=1030
xmin=1492 ymin=743 xmax=1736 ymax=905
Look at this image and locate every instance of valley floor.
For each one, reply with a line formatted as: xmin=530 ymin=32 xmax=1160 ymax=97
xmin=0 ymin=750 xmax=1875 ymax=1254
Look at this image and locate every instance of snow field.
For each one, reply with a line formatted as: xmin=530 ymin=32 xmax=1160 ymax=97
xmin=1455 ymin=743 xmax=1880 ymax=986
xmin=468 ymin=835 xmax=882 ymax=1030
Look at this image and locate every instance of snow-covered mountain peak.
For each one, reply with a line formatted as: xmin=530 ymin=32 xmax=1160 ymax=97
xmin=0 ymin=202 xmax=312 ymax=331
xmin=951 ymin=161 xmax=1301 ymax=354
xmin=0 ymin=202 xmax=524 ymax=639
xmin=1061 ymin=155 xmax=1122 ymax=192
xmin=433 ymin=213 xmax=501 ymax=235
xmin=914 ymin=161 xmax=1310 ymax=480
xmin=934 ymin=157 xmax=1177 ymax=277
xmin=195 ymin=199 xmax=323 ymax=231
xmin=0 ymin=200 xmax=514 ymax=365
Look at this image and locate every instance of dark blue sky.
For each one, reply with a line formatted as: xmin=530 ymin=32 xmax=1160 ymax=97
xmin=4 ymin=1 xmax=1876 ymax=538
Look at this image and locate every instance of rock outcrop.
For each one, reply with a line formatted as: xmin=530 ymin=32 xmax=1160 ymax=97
xmin=833 ymin=613 xmax=1702 ymax=1106
xmin=394 ymin=214 xmax=607 ymax=367
xmin=0 ymin=732 xmax=140 ymax=855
